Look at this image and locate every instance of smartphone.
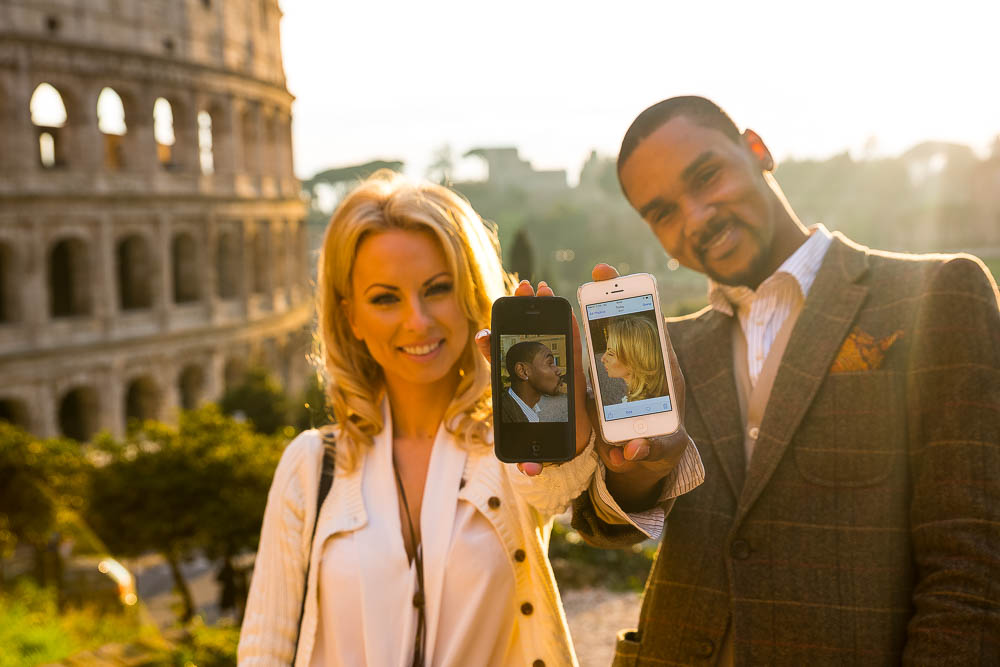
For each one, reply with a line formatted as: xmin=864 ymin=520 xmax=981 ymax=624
xmin=577 ymin=273 xmax=679 ymax=443
xmin=490 ymin=296 xmax=575 ymax=463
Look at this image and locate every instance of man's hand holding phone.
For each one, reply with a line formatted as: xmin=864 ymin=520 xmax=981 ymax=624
xmin=582 ymin=263 xmax=691 ymax=512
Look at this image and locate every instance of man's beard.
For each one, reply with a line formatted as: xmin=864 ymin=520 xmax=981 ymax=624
xmin=694 ymin=216 xmax=771 ymax=288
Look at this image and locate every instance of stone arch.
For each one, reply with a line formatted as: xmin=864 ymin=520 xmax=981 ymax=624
xmin=273 ymin=220 xmax=287 ymax=292
xmin=223 ymin=357 xmax=246 ymax=391
xmin=97 ymin=87 xmax=128 ymax=170
xmin=49 ymin=237 xmax=92 ymax=318
xmin=116 ymin=233 xmax=154 ymax=310
xmin=30 ymin=83 xmax=68 ymax=168
xmin=0 ymin=239 xmax=20 ymax=323
xmin=252 ymin=220 xmax=270 ymax=294
xmin=178 ymin=364 xmax=205 ymax=410
xmin=171 ymin=232 xmax=200 ymax=303
xmin=124 ymin=375 xmax=160 ymax=426
xmin=197 ymin=110 xmax=214 ymax=175
xmin=58 ymin=386 xmax=100 ymax=441
xmin=262 ymin=110 xmax=278 ymax=178
xmin=153 ymin=97 xmax=176 ymax=168
xmin=0 ymin=397 xmax=30 ymax=430
xmin=240 ymin=103 xmax=259 ymax=175
xmin=215 ymin=226 xmax=241 ymax=299
xmin=202 ymin=99 xmax=231 ymax=175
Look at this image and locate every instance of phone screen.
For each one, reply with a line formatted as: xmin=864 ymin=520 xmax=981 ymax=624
xmin=491 ymin=296 xmax=575 ymax=462
xmin=585 ymin=294 xmax=673 ymax=421
xmin=498 ymin=334 xmax=570 ymax=424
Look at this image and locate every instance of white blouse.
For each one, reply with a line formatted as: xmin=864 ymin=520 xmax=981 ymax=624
xmin=310 ymin=414 xmax=516 ymax=666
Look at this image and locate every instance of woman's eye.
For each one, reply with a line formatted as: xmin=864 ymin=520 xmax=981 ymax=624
xmin=369 ymin=293 xmax=399 ymax=305
xmin=426 ymin=281 xmax=454 ymax=296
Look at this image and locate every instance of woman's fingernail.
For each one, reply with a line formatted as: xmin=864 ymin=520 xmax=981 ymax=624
xmin=475 ymin=329 xmax=490 ymax=340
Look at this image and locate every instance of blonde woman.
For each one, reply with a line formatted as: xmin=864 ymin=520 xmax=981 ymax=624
xmin=601 ymin=316 xmax=667 ymax=403
xmin=238 ymin=171 xmax=596 ymax=666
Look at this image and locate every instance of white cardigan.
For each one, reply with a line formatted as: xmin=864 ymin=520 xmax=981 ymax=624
xmin=238 ymin=425 xmax=597 ymax=666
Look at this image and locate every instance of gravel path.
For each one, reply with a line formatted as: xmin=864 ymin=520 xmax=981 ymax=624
xmin=562 ymin=588 xmax=641 ymax=667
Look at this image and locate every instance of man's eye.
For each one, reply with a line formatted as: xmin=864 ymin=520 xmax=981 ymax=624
xmin=426 ymin=281 xmax=454 ymax=296
xmin=369 ymin=293 xmax=398 ymax=305
xmin=696 ymin=167 xmax=719 ymax=186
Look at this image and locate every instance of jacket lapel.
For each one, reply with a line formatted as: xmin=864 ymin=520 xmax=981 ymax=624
xmin=671 ymin=308 xmax=746 ymax=500
xmin=735 ymin=234 xmax=870 ymax=523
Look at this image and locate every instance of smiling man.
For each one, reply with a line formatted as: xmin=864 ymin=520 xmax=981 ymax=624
xmin=568 ymin=96 xmax=1000 ymax=665
xmin=502 ymin=341 xmax=564 ymax=422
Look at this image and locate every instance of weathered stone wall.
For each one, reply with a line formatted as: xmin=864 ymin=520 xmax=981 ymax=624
xmin=0 ymin=0 xmax=312 ymax=439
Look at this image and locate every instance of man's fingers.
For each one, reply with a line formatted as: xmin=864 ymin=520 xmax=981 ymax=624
xmin=536 ymin=281 xmax=555 ymax=297
xmin=592 ymin=263 xmax=620 ymax=282
xmin=475 ymin=328 xmax=491 ymax=363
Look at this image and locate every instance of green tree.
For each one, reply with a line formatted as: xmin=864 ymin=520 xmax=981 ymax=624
xmin=0 ymin=423 xmax=89 ymax=590
xmin=86 ymin=407 xmax=286 ymax=623
xmin=220 ymin=367 xmax=291 ymax=435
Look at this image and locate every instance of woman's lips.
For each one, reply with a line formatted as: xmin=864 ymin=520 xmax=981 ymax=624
xmin=399 ymin=339 xmax=444 ymax=359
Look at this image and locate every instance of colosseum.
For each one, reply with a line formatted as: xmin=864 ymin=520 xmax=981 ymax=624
xmin=0 ymin=0 xmax=313 ymax=440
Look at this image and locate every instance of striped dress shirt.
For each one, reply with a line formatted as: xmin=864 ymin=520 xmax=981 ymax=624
xmin=711 ymin=224 xmax=833 ymax=386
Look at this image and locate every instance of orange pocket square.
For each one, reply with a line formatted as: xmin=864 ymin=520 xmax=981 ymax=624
xmin=830 ymin=327 xmax=903 ymax=373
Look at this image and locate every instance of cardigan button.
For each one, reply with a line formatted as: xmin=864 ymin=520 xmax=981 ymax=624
xmin=488 ymin=496 xmax=501 ymax=509
xmin=695 ymin=638 xmax=714 ymax=658
xmin=514 ymin=549 xmax=526 ymax=562
xmin=412 ymin=591 xmax=424 ymax=608
xmin=520 ymin=602 xmax=534 ymax=615
xmin=532 ymin=661 xmax=545 ymax=667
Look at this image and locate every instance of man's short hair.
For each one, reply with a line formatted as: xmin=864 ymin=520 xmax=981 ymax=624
xmin=505 ymin=341 xmax=547 ymax=380
xmin=617 ymin=96 xmax=742 ymax=178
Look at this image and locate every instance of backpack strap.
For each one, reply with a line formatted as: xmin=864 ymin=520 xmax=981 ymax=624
xmin=291 ymin=428 xmax=336 ymax=666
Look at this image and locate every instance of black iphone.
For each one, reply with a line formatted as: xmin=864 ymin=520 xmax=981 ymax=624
xmin=490 ymin=296 xmax=575 ymax=463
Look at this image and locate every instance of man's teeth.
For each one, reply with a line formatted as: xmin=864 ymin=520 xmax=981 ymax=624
xmin=402 ymin=341 xmax=442 ymax=355
xmin=706 ymin=225 xmax=732 ymax=250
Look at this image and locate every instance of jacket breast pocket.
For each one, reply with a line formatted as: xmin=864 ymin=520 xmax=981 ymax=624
xmin=793 ymin=370 xmax=903 ymax=487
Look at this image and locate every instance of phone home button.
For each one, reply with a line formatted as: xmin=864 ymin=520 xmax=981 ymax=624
xmin=634 ymin=420 xmax=648 ymax=434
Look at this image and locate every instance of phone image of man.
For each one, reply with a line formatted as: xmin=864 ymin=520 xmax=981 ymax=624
xmin=502 ymin=341 xmax=564 ymax=422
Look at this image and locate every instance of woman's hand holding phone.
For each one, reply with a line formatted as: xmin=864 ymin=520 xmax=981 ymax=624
xmin=476 ymin=279 xmax=592 ymax=475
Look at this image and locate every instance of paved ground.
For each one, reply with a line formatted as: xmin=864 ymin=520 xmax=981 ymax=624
xmin=563 ymin=588 xmax=641 ymax=667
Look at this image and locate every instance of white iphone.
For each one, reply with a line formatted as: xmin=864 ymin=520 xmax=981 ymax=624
xmin=577 ymin=273 xmax=679 ymax=443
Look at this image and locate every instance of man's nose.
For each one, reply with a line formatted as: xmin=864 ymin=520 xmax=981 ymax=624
xmin=680 ymin=196 xmax=717 ymax=243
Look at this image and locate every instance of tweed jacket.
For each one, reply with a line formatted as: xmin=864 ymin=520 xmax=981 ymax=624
xmin=573 ymin=233 xmax=1000 ymax=666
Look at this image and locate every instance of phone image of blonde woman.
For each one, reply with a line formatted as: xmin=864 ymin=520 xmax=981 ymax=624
xmin=577 ymin=273 xmax=679 ymax=443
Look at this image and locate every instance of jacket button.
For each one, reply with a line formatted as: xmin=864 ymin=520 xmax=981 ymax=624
xmin=514 ymin=549 xmax=526 ymax=562
xmin=488 ymin=496 xmax=501 ymax=509
xmin=520 ymin=602 xmax=534 ymax=615
xmin=459 ymin=478 xmax=466 ymax=489
xmin=730 ymin=539 xmax=751 ymax=560
xmin=412 ymin=591 xmax=424 ymax=608
xmin=532 ymin=661 xmax=545 ymax=667
xmin=696 ymin=639 xmax=714 ymax=658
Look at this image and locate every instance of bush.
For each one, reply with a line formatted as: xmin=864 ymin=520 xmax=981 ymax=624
xmin=0 ymin=580 xmax=157 ymax=667
xmin=548 ymin=518 xmax=657 ymax=592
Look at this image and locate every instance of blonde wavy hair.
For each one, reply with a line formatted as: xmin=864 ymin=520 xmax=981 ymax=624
xmin=316 ymin=170 xmax=513 ymax=471
xmin=606 ymin=315 xmax=667 ymax=402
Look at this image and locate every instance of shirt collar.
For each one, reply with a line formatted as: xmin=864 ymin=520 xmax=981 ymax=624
xmin=707 ymin=223 xmax=833 ymax=316
xmin=507 ymin=387 xmax=541 ymax=420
